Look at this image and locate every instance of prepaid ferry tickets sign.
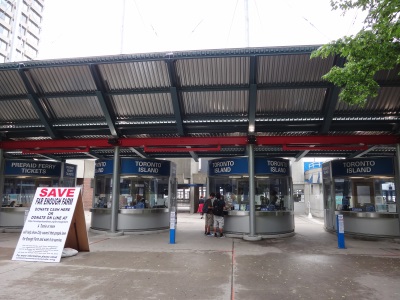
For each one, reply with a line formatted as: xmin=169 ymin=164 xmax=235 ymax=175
xmin=5 ymin=160 xmax=61 ymax=176
xmin=12 ymin=187 xmax=81 ymax=263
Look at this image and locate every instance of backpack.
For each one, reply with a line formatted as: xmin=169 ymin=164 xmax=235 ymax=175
xmin=202 ymin=199 xmax=210 ymax=214
xmin=213 ymin=199 xmax=224 ymax=216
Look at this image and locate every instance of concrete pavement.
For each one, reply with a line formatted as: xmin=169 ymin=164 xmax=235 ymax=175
xmin=0 ymin=212 xmax=399 ymax=300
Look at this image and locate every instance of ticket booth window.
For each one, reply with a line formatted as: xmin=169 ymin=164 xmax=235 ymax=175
xmin=334 ymin=178 xmax=396 ymax=212
xmin=2 ymin=177 xmax=59 ymax=207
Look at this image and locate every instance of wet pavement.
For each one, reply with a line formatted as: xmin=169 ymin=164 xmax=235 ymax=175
xmin=0 ymin=213 xmax=399 ymax=300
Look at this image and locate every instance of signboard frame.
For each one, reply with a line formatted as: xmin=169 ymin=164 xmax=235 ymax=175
xmin=12 ymin=187 xmax=89 ymax=263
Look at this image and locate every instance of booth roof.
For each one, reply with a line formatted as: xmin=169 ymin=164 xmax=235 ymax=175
xmin=0 ymin=45 xmax=399 ymax=161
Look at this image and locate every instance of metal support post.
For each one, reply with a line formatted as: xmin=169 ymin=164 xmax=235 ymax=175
xmin=395 ymin=144 xmax=400 ymax=235
xmin=244 ymin=142 xmax=261 ymax=241
xmin=110 ymin=146 xmax=120 ymax=233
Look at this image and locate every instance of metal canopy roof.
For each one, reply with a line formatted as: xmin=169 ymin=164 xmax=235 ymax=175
xmin=0 ymin=45 xmax=399 ymax=162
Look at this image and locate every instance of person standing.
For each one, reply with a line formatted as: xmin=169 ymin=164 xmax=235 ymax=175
xmin=197 ymin=195 xmax=205 ymax=219
xmin=204 ymin=193 xmax=216 ymax=236
xmin=213 ymin=193 xmax=226 ymax=238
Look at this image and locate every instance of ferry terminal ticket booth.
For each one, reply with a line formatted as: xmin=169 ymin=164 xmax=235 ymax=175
xmin=208 ymin=157 xmax=294 ymax=238
xmin=91 ymin=158 xmax=177 ymax=233
xmin=323 ymin=157 xmax=400 ymax=238
xmin=0 ymin=159 xmax=77 ymax=230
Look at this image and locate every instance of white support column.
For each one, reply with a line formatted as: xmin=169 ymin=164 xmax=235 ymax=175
xmin=0 ymin=149 xmax=4 ymax=202
xmin=110 ymin=146 xmax=122 ymax=234
xmin=395 ymin=144 xmax=400 ymax=235
xmin=244 ymin=143 xmax=261 ymax=241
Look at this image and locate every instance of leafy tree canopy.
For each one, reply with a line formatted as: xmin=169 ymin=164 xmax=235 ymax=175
xmin=311 ymin=0 xmax=400 ymax=106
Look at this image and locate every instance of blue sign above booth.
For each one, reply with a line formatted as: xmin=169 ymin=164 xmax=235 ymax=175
xmin=95 ymin=158 xmax=171 ymax=176
xmin=208 ymin=157 xmax=248 ymax=176
xmin=5 ymin=160 xmax=61 ymax=176
xmin=255 ymin=158 xmax=290 ymax=176
xmin=331 ymin=157 xmax=394 ymax=177
xmin=209 ymin=157 xmax=290 ymax=176
xmin=63 ymin=163 xmax=77 ymax=178
xmin=95 ymin=159 xmax=114 ymax=175
xmin=121 ymin=158 xmax=171 ymax=176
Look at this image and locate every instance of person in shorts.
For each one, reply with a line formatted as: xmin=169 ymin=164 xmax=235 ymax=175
xmin=198 ymin=195 xmax=205 ymax=219
xmin=204 ymin=193 xmax=215 ymax=236
xmin=213 ymin=192 xmax=226 ymax=238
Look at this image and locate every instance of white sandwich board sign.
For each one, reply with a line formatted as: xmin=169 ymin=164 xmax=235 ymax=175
xmin=12 ymin=187 xmax=89 ymax=263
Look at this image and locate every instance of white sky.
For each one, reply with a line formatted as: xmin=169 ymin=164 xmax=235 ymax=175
xmin=38 ymin=0 xmax=366 ymax=60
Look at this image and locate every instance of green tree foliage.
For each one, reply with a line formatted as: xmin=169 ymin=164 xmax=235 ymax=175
xmin=311 ymin=0 xmax=400 ymax=106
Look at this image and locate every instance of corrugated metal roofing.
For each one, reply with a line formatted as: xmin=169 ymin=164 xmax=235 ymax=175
xmin=0 ymin=99 xmax=39 ymax=121
xmin=41 ymin=96 xmax=104 ymax=119
xmin=112 ymin=93 xmax=174 ymax=118
xmin=176 ymin=57 xmax=249 ymax=86
xmin=0 ymin=45 xmax=399 ymax=160
xmin=0 ymin=70 xmax=27 ymax=96
xmin=182 ymin=90 xmax=248 ymax=116
xmin=335 ymin=87 xmax=400 ymax=115
xmin=256 ymin=88 xmax=326 ymax=115
xmin=28 ymin=66 xmax=97 ymax=93
xmin=100 ymin=61 xmax=170 ymax=90
xmin=257 ymin=55 xmax=334 ymax=84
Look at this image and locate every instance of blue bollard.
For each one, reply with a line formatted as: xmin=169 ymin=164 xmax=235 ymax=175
xmin=169 ymin=228 xmax=176 ymax=244
xmin=337 ymin=214 xmax=346 ymax=249
xmin=169 ymin=211 xmax=176 ymax=244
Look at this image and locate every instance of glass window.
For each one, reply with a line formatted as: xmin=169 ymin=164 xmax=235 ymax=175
xmin=27 ymin=33 xmax=39 ymax=46
xmin=0 ymin=11 xmax=11 ymax=24
xmin=94 ymin=177 xmax=112 ymax=208
xmin=28 ymin=22 xmax=40 ymax=36
xmin=0 ymin=38 xmax=7 ymax=50
xmin=209 ymin=176 xmax=291 ymax=211
xmin=323 ymin=183 xmax=332 ymax=210
xmin=19 ymin=26 xmax=26 ymax=36
xmin=334 ymin=178 xmax=396 ymax=213
xmin=119 ymin=176 xmax=169 ymax=209
xmin=32 ymin=0 xmax=43 ymax=13
xmin=0 ymin=0 xmax=13 ymax=12
xmin=21 ymin=13 xmax=27 ymax=24
xmin=94 ymin=176 xmax=169 ymax=209
xmin=2 ymin=177 xmax=59 ymax=207
xmin=0 ymin=24 xmax=9 ymax=37
xmin=62 ymin=178 xmax=75 ymax=187
xmin=29 ymin=10 xmax=41 ymax=24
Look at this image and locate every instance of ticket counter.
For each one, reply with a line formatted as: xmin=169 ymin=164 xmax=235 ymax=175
xmin=208 ymin=157 xmax=294 ymax=237
xmin=0 ymin=160 xmax=77 ymax=230
xmin=323 ymin=157 xmax=399 ymax=238
xmin=90 ymin=158 xmax=176 ymax=233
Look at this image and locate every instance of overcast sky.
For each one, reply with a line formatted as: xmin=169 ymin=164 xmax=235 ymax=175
xmin=38 ymin=0 xmax=366 ymax=60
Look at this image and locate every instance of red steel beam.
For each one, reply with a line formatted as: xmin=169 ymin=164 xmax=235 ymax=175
xmin=282 ymin=145 xmax=369 ymax=151
xmin=144 ymin=145 xmax=221 ymax=152
xmin=257 ymin=135 xmax=400 ymax=145
xmin=0 ymin=138 xmax=110 ymax=150
xmin=0 ymin=135 xmax=398 ymax=152
xmin=120 ymin=137 xmax=247 ymax=147
xmin=22 ymin=147 xmax=90 ymax=154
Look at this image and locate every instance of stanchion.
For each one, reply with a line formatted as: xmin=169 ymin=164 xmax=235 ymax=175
xmin=169 ymin=209 xmax=176 ymax=244
xmin=336 ymin=214 xmax=346 ymax=249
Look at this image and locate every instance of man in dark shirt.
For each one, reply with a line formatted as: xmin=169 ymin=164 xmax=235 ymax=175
xmin=204 ymin=193 xmax=215 ymax=235
xmin=213 ymin=193 xmax=226 ymax=238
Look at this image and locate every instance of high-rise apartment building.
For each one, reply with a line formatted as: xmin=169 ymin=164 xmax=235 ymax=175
xmin=0 ymin=0 xmax=44 ymax=63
